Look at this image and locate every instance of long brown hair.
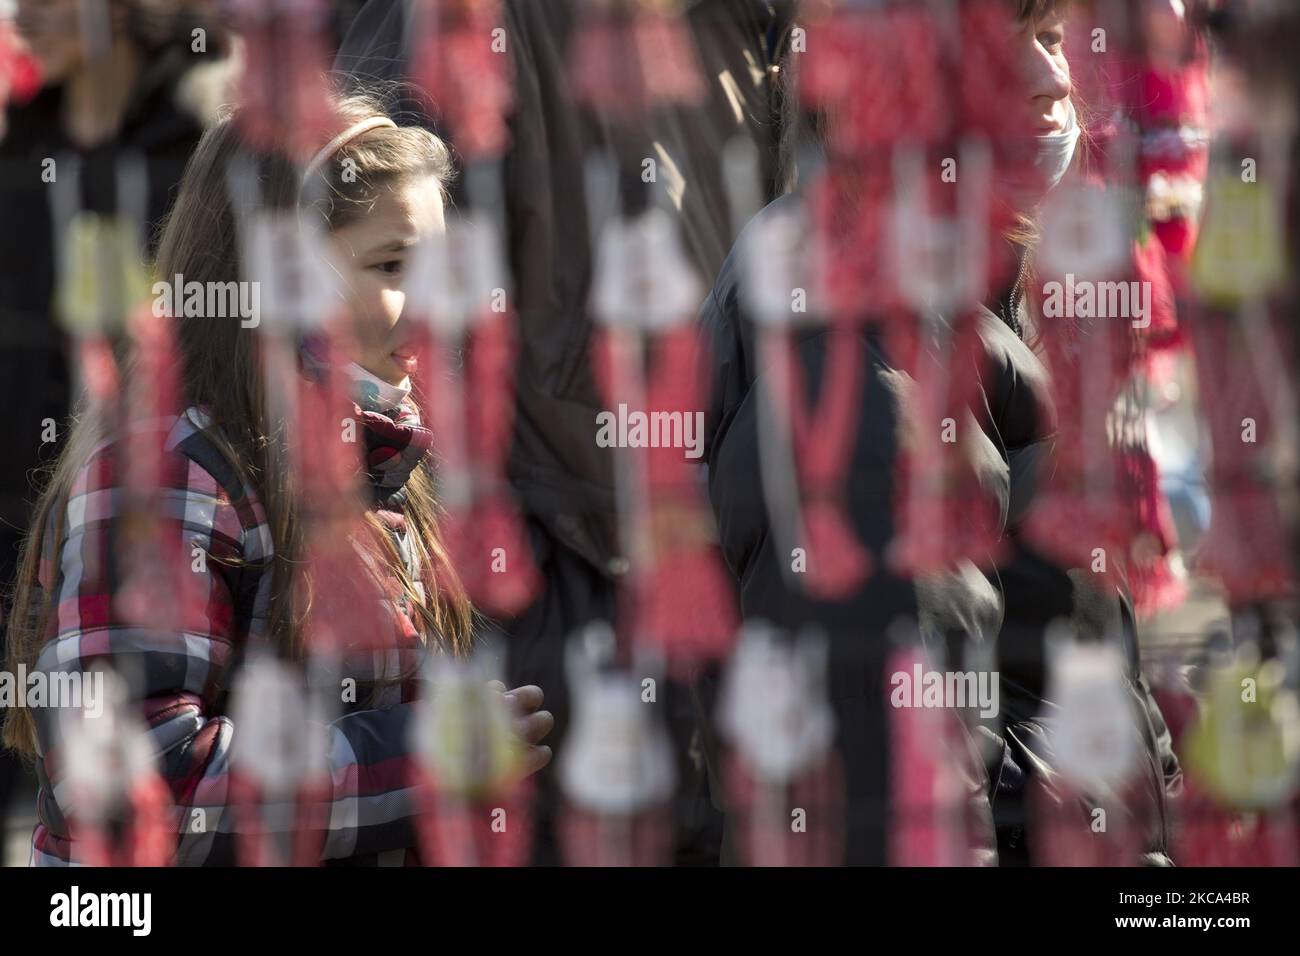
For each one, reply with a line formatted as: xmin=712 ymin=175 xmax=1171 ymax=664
xmin=3 ymin=91 xmax=474 ymax=756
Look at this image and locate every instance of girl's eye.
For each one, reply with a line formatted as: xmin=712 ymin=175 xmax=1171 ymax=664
xmin=1038 ymin=29 xmax=1064 ymax=51
xmin=372 ymin=260 xmax=403 ymax=276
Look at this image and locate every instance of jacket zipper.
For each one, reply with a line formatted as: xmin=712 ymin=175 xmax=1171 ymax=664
xmin=1006 ymin=248 xmax=1030 ymax=340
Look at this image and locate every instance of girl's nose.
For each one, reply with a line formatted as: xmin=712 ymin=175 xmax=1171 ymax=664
xmin=1026 ymin=41 xmax=1072 ymax=122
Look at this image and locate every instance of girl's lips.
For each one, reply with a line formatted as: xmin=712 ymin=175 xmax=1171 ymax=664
xmin=391 ymin=349 xmax=419 ymax=372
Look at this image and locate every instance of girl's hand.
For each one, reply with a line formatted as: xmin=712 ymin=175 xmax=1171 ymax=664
xmin=488 ymin=681 xmax=554 ymax=777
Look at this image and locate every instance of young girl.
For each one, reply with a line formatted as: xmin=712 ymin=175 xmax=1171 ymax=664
xmin=3 ymin=90 xmax=553 ymax=866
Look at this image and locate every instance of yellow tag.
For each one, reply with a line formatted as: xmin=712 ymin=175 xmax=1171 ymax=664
xmin=55 ymin=213 xmax=153 ymax=335
xmin=1185 ymin=660 xmax=1300 ymax=809
xmin=421 ymin=677 xmax=521 ymax=798
xmin=1191 ymin=178 xmax=1286 ymax=306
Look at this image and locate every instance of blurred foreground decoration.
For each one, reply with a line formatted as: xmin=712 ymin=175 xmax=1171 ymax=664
xmin=27 ymin=0 xmax=1300 ymax=865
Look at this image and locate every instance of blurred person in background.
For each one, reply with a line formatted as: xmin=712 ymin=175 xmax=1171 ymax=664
xmin=697 ymin=0 xmax=1181 ymax=864
xmin=0 ymin=0 xmax=231 ymax=857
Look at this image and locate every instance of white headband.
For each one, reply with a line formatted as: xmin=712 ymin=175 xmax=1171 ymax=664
xmin=301 ymin=116 xmax=398 ymax=186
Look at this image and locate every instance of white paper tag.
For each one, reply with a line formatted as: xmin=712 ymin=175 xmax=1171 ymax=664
xmin=405 ymin=215 xmax=508 ymax=336
xmin=591 ymin=207 xmax=702 ymax=330
xmin=558 ymin=623 xmax=676 ymax=813
xmin=60 ymin=667 xmax=158 ymax=823
xmin=1043 ymin=628 xmax=1140 ymax=793
xmin=229 ymin=654 xmax=328 ymax=794
xmin=718 ymin=622 xmax=836 ymax=783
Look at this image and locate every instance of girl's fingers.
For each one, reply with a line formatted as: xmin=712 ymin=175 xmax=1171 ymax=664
xmin=486 ymin=679 xmax=507 ymax=694
xmin=516 ymin=709 xmax=554 ymax=745
xmin=504 ymin=684 xmax=544 ymax=714
xmin=521 ymin=744 xmax=553 ymax=777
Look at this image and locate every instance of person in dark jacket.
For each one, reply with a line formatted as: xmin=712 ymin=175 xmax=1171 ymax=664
xmin=0 ymin=0 xmax=227 ymax=855
xmin=696 ymin=0 xmax=1181 ymax=865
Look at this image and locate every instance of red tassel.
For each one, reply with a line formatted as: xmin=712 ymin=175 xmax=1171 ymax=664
xmin=1019 ymin=287 xmax=1133 ymax=574
xmin=0 ymin=18 xmax=43 ymax=105
xmin=76 ymin=335 xmax=120 ymax=406
xmin=558 ymin=804 xmax=674 ymax=867
xmin=632 ymin=7 xmax=706 ymax=108
xmin=291 ymin=327 xmax=402 ymax=654
xmin=412 ymin=308 xmax=540 ymax=618
xmin=886 ymin=312 xmax=1005 ymax=575
xmin=464 ymin=311 xmax=540 ymax=616
xmin=70 ymin=775 xmax=175 ymax=867
xmin=1119 ymin=441 xmax=1189 ymax=619
xmin=1173 ymin=780 xmax=1300 ymax=867
xmin=227 ymin=0 xmax=339 ymax=161
xmin=229 ymin=773 xmax=332 ymax=867
xmin=801 ymin=6 xmax=946 ymax=155
xmin=412 ymin=766 xmax=534 ymax=867
xmin=1026 ymin=777 xmax=1149 ymax=866
xmin=114 ymin=307 xmax=209 ymax=633
xmin=722 ymin=753 xmax=845 ymax=867
xmin=444 ymin=492 xmax=540 ymax=619
xmin=764 ymin=326 xmax=873 ymax=598
xmin=1186 ymin=307 xmax=1295 ymax=603
xmin=590 ymin=323 xmax=738 ymax=666
xmin=412 ymin=0 xmax=514 ymax=160
xmin=635 ymin=525 xmax=738 ymax=664
xmin=639 ymin=326 xmax=737 ymax=662
xmin=809 ymin=162 xmax=895 ymax=318
xmin=570 ymin=1 xmax=705 ymax=118
xmin=886 ymin=644 xmax=984 ymax=865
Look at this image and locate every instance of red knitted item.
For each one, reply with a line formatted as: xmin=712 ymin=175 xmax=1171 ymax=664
xmin=570 ymin=2 xmax=704 ymax=117
xmin=722 ymin=750 xmax=845 ymax=867
xmin=886 ymin=645 xmax=987 ymax=866
xmin=558 ymin=803 xmax=674 ymax=867
xmin=413 ymin=0 xmax=514 ymax=160
xmin=229 ymin=772 xmax=333 ymax=867
xmin=412 ymin=766 xmax=534 ymax=867
xmin=887 ymin=313 xmax=1005 ymax=575
xmin=592 ymin=325 xmax=738 ymax=667
xmin=1026 ymin=777 xmax=1150 ymax=867
xmin=1186 ymin=308 xmax=1296 ymax=603
xmin=228 ymin=0 xmax=339 ymax=161
xmin=1173 ymin=780 xmax=1300 ymax=867
xmin=69 ymin=775 xmax=176 ymax=867
xmin=764 ymin=327 xmax=874 ymax=598
xmin=114 ymin=307 xmax=209 ymax=633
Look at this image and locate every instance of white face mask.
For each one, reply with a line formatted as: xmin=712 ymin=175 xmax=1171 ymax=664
xmin=299 ymin=334 xmax=412 ymax=412
xmin=1034 ymin=98 xmax=1081 ymax=194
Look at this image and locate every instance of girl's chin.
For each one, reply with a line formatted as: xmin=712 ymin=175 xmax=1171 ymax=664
xmin=358 ymin=357 xmax=411 ymax=387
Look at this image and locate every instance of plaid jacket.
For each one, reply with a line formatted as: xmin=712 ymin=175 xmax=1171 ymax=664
xmin=29 ymin=406 xmax=430 ymax=866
